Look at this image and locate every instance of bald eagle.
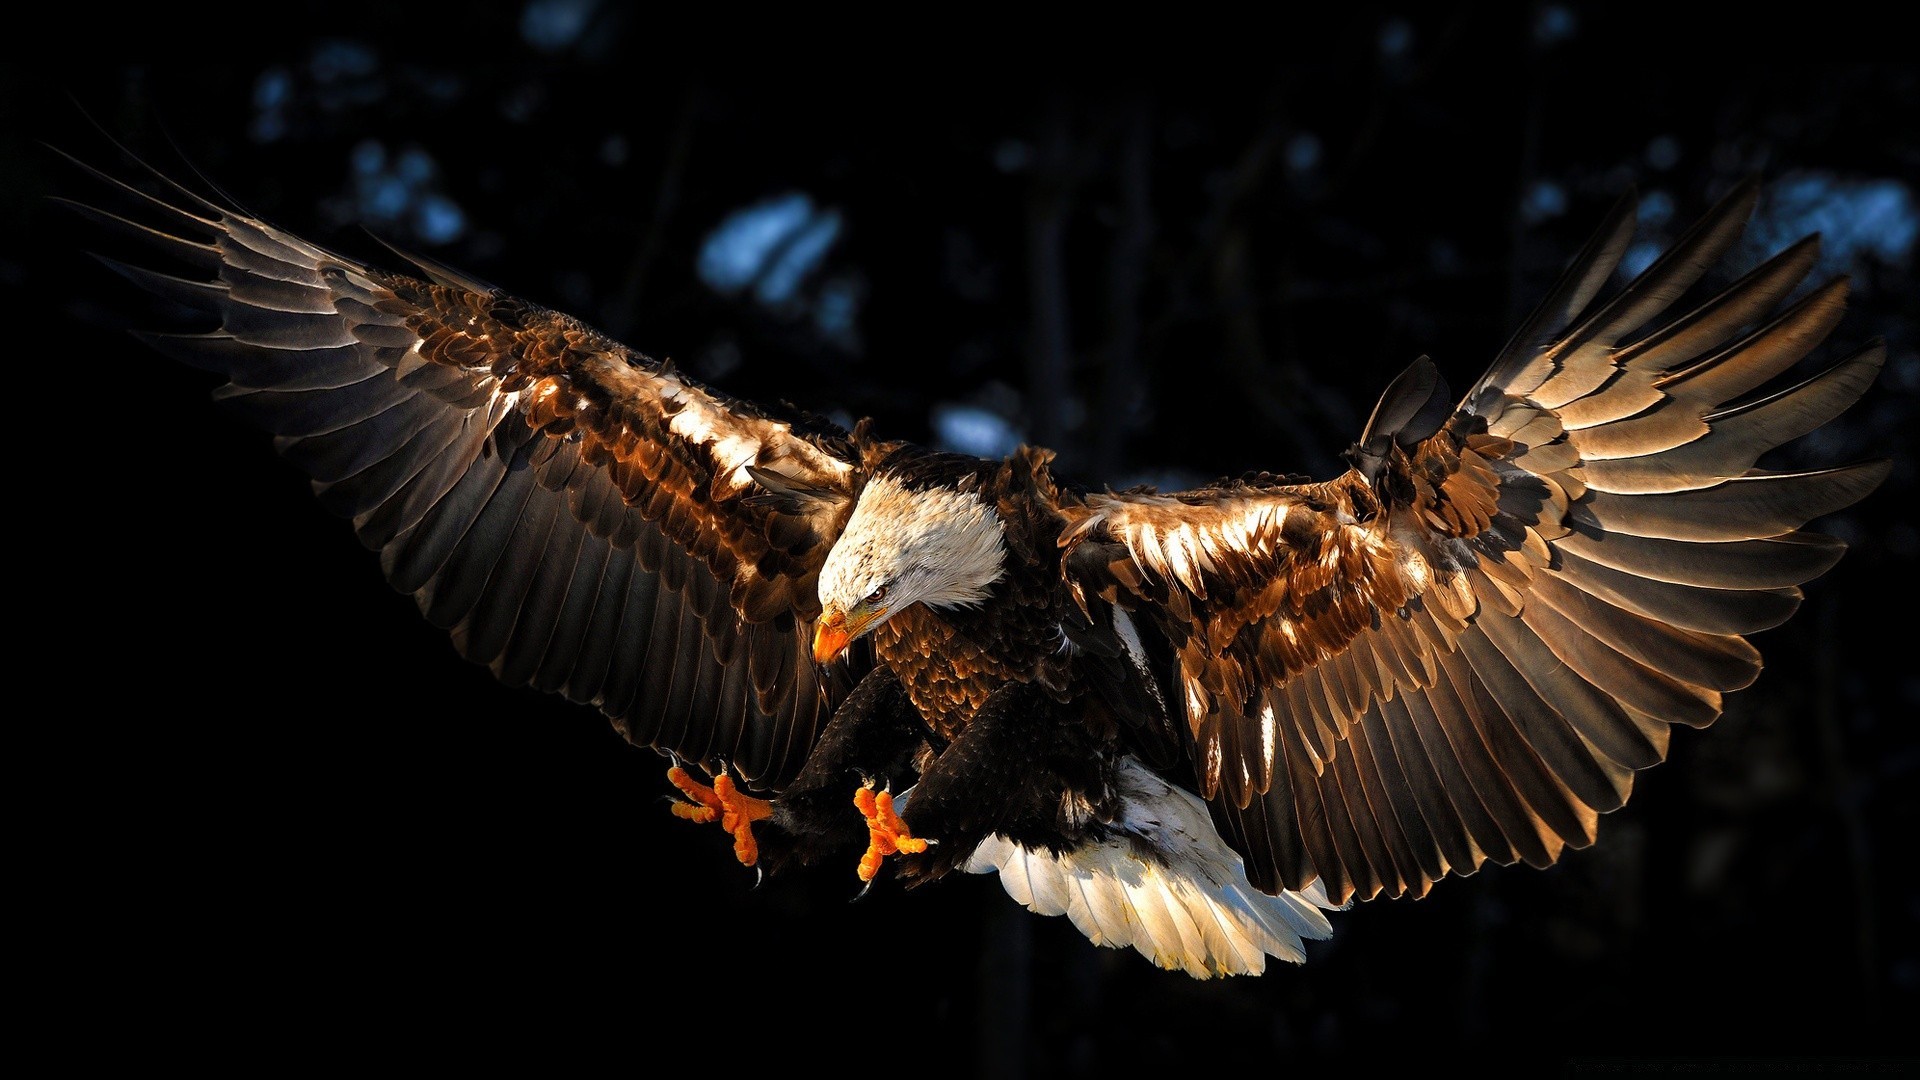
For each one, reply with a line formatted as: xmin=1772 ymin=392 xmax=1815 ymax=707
xmin=63 ymin=146 xmax=1885 ymax=979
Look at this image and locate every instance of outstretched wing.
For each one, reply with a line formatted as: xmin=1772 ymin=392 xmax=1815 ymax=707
xmin=1060 ymin=182 xmax=1887 ymax=903
xmin=62 ymin=147 xmax=865 ymax=790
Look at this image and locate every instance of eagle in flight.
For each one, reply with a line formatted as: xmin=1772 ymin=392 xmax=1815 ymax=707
xmin=63 ymin=142 xmax=1885 ymax=978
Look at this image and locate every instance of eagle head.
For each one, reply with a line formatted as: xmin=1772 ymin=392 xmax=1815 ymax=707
xmin=813 ymin=472 xmax=1008 ymax=663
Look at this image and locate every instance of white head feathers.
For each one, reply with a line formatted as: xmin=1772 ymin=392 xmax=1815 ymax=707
xmin=818 ymin=472 xmax=1008 ymax=621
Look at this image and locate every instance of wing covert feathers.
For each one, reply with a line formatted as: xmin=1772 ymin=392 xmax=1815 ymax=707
xmin=72 ymin=149 xmax=862 ymax=790
xmin=1061 ymin=184 xmax=1884 ymax=903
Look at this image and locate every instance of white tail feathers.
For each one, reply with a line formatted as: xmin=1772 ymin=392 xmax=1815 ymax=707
xmin=961 ymin=758 xmax=1340 ymax=978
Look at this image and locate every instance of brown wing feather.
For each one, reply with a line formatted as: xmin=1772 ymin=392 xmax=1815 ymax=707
xmin=67 ymin=149 xmax=863 ymax=790
xmin=1063 ymin=184 xmax=1885 ymax=902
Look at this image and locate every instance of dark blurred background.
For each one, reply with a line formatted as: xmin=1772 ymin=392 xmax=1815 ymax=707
xmin=9 ymin=5 xmax=1915 ymax=1074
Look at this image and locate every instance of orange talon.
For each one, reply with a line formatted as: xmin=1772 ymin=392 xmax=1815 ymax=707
xmin=667 ymin=766 xmax=772 ymax=866
xmin=668 ymin=766 xmax=721 ymax=822
xmin=855 ymin=782 xmax=929 ymax=882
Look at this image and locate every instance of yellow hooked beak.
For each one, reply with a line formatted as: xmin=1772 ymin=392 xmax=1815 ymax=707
xmin=812 ymin=603 xmax=886 ymax=664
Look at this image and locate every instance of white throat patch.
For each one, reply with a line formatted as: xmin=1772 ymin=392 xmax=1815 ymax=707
xmin=818 ymin=472 xmax=1008 ymax=614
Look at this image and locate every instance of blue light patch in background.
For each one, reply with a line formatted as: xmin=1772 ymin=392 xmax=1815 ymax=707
xmin=351 ymin=139 xmax=385 ymax=176
xmin=1534 ymin=4 xmax=1576 ymax=45
xmin=1620 ymin=240 xmax=1663 ymax=281
xmin=521 ymin=0 xmax=599 ymax=51
xmin=413 ymin=194 xmax=467 ymax=245
xmin=813 ymin=276 xmax=865 ymax=347
xmin=250 ymin=67 xmax=293 ymax=143
xmin=344 ymin=139 xmax=467 ymax=245
xmin=933 ymin=405 xmax=1024 ymax=459
xmin=395 ymin=147 xmax=436 ymax=186
xmin=1753 ymin=173 xmax=1917 ymax=275
xmin=1637 ymin=189 xmax=1675 ymax=230
xmin=1521 ymin=179 xmax=1567 ymax=224
xmin=697 ymin=194 xmax=858 ymax=345
xmin=1379 ymin=18 xmax=1413 ymax=58
xmin=699 ymin=193 xmax=840 ymax=303
xmin=1620 ymin=191 xmax=1674 ymax=278
xmin=756 ymin=209 xmax=842 ymax=306
xmin=698 ymin=193 xmax=812 ymax=293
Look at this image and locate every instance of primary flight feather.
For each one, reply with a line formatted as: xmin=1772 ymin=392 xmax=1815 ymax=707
xmin=63 ymin=143 xmax=1885 ymax=978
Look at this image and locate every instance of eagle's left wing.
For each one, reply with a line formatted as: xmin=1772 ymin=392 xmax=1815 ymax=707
xmin=1059 ymin=183 xmax=1886 ymax=904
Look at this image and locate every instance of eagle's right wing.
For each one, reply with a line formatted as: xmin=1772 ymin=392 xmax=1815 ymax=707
xmin=62 ymin=146 xmax=865 ymax=790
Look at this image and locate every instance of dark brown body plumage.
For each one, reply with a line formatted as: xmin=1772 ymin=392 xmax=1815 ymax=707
xmin=869 ymin=449 xmax=1081 ymax=742
xmin=846 ymin=451 xmax=1140 ymax=878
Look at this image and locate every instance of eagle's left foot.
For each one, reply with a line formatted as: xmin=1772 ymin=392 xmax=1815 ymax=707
xmin=668 ymin=766 xmax=772 ymax=867
xmin=854 ymin=781 xmax=929 ymax=882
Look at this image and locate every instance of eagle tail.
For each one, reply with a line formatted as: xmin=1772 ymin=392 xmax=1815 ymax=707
xmin=961 ymin=759 xmax=1338 ymax=977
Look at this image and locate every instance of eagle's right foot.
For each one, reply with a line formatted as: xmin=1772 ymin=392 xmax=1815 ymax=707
xmin=854 ymin=781 xmax=929 ymax=882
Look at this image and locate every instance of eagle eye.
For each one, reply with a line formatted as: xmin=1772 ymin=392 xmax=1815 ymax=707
xmin=866 ymin=583 xmax=890 ymax=604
